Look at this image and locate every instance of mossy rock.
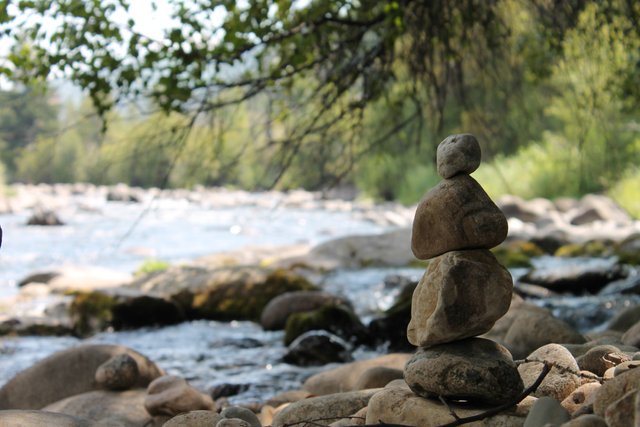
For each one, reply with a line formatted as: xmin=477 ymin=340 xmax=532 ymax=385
xmin=491 ymin=240 xmax=545 ymax=268
xmin=69 ymin=291 xmax=116 ymax=337
xmin=283 ymin=304 xmax=371 ymax=346
xmin=368 ymin=280 xmax=418 ymax=352
xmin=191 ymin=268 xmax=318 ymax=321
xmin=615 ymin=233 xmax=640 ymax=265
xmin=554 ymin=240 xmax=614 ymax=258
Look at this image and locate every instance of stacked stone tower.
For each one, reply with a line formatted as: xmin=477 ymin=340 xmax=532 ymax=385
xmin=403 ymin=134 xmax=524 ymax=406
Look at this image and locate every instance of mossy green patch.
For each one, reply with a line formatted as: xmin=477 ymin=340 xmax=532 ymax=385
xmin=491 ymin=240 xmax=545 ymax=268
xmin=69 ymin=291 xmax=116 ymax=337
xmin=554 ymin=240 xmax=613 ymax=257
xmin=191 ymin=268 xmax=318 ymax=321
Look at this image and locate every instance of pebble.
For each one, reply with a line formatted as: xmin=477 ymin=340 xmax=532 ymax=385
xmin=163 ymin=410 xmax=223 ymax=427
xmin=561 ymin=382 xmax=601 ymax=415
xmin=404 ymin=338 xmax=523 ymax=405
xmin=435 ymin=133 xmax=481 ymax=179
xmin=576 ymin=345 xmax=630 ymax=377
xmin=220 ymin=406 xmax=261 ymax=427
xmin=407 ymin=249 xmax=512 ymax=347
xmin=593 ymin=367 xmax=640 ymax=417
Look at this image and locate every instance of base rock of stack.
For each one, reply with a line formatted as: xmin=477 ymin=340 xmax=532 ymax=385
xmin=411 ymin=174 xmax=508 ymax=260
xmin=404 ymin=338 xmax=524 ymax=406
xmin=407 ymin=249 xmax=513 ymax=347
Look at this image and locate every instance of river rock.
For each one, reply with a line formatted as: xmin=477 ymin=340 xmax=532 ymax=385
xmin=42 ymin=389 xmax=167 ymax=427
xmin=613 ymin=360 xmax=640 ymax=376
xmin=260 ymin=291 xmax=352 ymax=330
xmin=26 ymin=207 xmax=64 ymax=226
xmin=95 ymin=353 xmax=140 ymax=390
xmin=283 ymin=304 xmax=370 ymax=346
xmin=411 ymin=175 xmax=508 ymax=260
xmin=144 ymin=376 xmax=214 ymax=417
xmin=502 ymin=307 xmax=586 ymax=359
xmin=0 ymin=410 xmax=94 ymax=427
xmin=561 ymin=383 xmax=602 ymax=415
xmin=518 ymin=344 xmax=581 ymax=401
xmin=621 ymin=319 xmax=640 ymax=347
xmin=303 ymin=353 xmax=411 ymax=395
xmin=272 ymin=389 xmax=378 ymax=427
xmin=220 ymin=406 xmax=261 ymax=427
xmin=608 ymin=304 xmax=640 ymax=332
xmin=0 ymin=344 xmax=164 ymax=410
xmin=367 ymin=278 xmax=417 ymax=352
xmin=163 ymin=410 xmax=223 ymax=427
xmin=282 ymin=331 xmax=352 ymax=366
xmin=365 ymin=386 xmax=525 ymax=426
xmin=404 ymin=338 xmax=523 ymax=405
xmin=436 ymin=134 xmax=481 ymax=179
xmin=567 ymin=194 xmax=632 ymax=226
xmin=217 ymin=418 xmax=250 ymax=427
xmin=523 ymin=396 xmax=570 ymax=427
xmin=576 ymin=345 xmax=631 ymax=376
xmin=353 ymin=366 xmax=404 ymax=390
xmin=407 ymin=249 xmax=512 ymax=347
xmin=604 ymin=390 xmax=638 ymax=427
xmin=593 ymin=367 xmax=640 ymax=417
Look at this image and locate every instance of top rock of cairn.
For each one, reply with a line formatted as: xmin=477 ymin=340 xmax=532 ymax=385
xmin=436 ymin=133 xmax=481 ymax=179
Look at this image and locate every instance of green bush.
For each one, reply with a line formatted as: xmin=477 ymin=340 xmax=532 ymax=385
xmin=608 ymin=167 xmax=640 ymax=219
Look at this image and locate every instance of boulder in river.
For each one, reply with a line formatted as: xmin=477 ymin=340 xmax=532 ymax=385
xmin=282 ymin=331 xmax=353 ymax=366
xmin=26 ymin=206 xmax=64 ymax=226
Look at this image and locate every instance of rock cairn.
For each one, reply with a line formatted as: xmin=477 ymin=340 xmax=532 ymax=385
xmin=403 ymin=134 xmax=524 ymax=406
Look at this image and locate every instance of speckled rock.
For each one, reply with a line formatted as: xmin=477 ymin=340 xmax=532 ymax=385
xmin=436 ymin=134 xmax=481 ymax=179
xmin=144 ymin=376 xmax=214 ymax=417
xmin=411 ymin=175 xmax=508 ymax=260
xmin=502 ymin=308 xmax=586 ymax=359
xmin=404 ymin=338 xmax=523 ymax=405
xmin=272 ymin=389 xmax=378 ymax=427
xmin=407 ymin=249 xmax=512 ymax=347
xmin=561 ymin=383 xmax=602 ymax=415
xmin=163 ymin=410 xmax=223 ymax=427
xmin=593 ymin=367 xmax=640 ymax=417
xmin=365 ymin=386 xmax=526 ymax=426
xmin=95 ymin=354 xmax=140 ymax=390
xmin=518 ymin=344 xmax=581 ymax=401
xmin=353 ymin=367 xmax=404 ymax=390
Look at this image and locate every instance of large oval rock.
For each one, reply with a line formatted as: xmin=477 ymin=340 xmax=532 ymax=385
xmin=0 ymin=410 xmax=94 ymax=427
xmin=411 ymin=174 xmax=508 ymax=260
xmin=0 ymin=344 xmax=164 ymax=410
xmin=436 ymin=134 xmax=481 ymax=179
xmin=303 ymin=353 xmax=411 ymax=395
xmin=518 ymin=344 xmax=581 ymax=401
xmin=502 ymin=307 xmax=586 ymax=360
xmin=272 ymin=389 xmax=378 ymax=427
xmin=407 ymin=249 xmax=513 ymax=347
xmin=42 ymin=389 xmax=167 ymax=427
xmin=282 ymin=331 xmax=353 ymax=366
xmin=365 ymin=386 xmax=525 ymax=426
xmin=404 ymin=338 xmax=523 ymax=405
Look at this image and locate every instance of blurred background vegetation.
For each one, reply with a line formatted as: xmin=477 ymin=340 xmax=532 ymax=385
xmin=0 ymin=0 xmax=638 ymax=216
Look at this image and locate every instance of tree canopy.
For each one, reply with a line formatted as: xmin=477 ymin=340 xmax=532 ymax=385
xmin=1 ymin=0 xmax=639 ymax=207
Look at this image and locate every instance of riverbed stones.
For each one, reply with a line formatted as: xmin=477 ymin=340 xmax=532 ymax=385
xmin=95 ymin=353 xmax=140 ymax=390
xmin=518 ymin=344 xmax=581 ymax=401
xmin=406 ymin=249 xmax=512 ymax=347
xmin=404 ymin=338 xmax=524 ymax=405
xmin=411 ymin=174 xmax=508 ymax=260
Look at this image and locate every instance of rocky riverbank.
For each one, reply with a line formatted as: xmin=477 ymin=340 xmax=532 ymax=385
xmin=1 ymin=181 xmax=640 ymax=426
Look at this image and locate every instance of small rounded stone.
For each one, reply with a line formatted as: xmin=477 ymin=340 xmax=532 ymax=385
xmin=436 ymin=134 xmax=481 ymax=179
xmin=95 ymin=353 xmax=139 ymax=390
